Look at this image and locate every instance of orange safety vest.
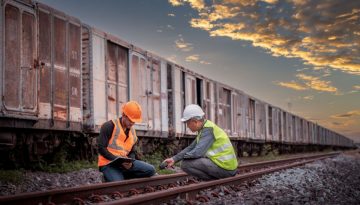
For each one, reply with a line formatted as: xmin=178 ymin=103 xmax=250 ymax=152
xmin=98 ymin=118 xmax=138 ymax=167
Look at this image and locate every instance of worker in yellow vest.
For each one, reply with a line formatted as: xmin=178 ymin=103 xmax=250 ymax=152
xmin=98 ymin=101 xmax=155 ymax=182
xmin=161 ymin=104 xmax=238 ymax=180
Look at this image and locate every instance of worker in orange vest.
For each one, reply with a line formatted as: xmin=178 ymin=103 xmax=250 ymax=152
xmin=98 ymin=101 xmax=155 ymax=182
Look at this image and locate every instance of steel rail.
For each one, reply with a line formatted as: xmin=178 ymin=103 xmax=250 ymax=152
xmin=0 ymin=152 xmax=339 ymax=205
xmin=0 ymin=173 xmax=189 ymax=205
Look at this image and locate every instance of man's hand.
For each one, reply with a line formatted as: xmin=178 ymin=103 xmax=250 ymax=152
xmin=122 ymin=162 xmax=132 ymax=169
xmin=163 ymin=158 xmax=175 ymax=168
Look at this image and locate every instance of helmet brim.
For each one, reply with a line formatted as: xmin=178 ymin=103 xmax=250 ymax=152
xmin=181 ymin=117 xmax=189 ymax=122
xmin=128 ymin=117 xmax=142 ymax=123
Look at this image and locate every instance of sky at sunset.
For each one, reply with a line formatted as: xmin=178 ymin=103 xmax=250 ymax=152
xmin=38 ymin=0 xmax=360 ymax=142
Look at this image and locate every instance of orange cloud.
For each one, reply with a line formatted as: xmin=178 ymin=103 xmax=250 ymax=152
xmin=170 ymin=0 xmax=360 ymax=75
xmin=276 ymin=81 xmax=307 ymax=90
xmin=168 ymin=0 xmax=183 ymax=6
xmin=276 ymin=73 xmax=338 ymax=93
xmin=296 ymin=74 xmax=337 ymax=93
xmin=185 ymin=54 xmax=200 ymax=62
xmin=185 ymin=54 xmax=211 ymax=65
xmin=188 ymin=0 xmax=205 ymax=10
xmin=175 ymin=37 xmax=194 ymax=51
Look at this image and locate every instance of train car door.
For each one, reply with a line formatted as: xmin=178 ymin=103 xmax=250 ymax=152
xmin=184 ymin=73 xmax=197 ymax=135
xmin=172 ymin=66 xmax=183 ymax=136
xmin=203 ymin=80 xmax=215 ymax=122
xmin=255 ymin=101 xmax=265 ymax=141
xmin=130 ymin=52 xmax=149 ymax=130
xmin=106 ymin=41 xmax=128 ymax=121
xmin=2 ymin=1 xmax=37 ymax=115
xmin=184 ymin=73 xmax=196 ymax=105
xmin=231 ymin=92 xmax=241 ymax=137
xmin=149 ymin=58 xmax=162 ymax=132
xmin=247 ymin=98 xmax=255 ymax=139
xmin=266 ymin=105 xmax=273 ymax=141
xmin=218 ymin=86 xmax=231 ymax=134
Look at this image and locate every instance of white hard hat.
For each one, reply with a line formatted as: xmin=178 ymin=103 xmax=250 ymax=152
xmin=181 ymin=104 xmax=205 ymax=122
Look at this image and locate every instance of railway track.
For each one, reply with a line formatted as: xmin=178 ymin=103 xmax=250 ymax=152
xmin=0 ymin=152 xmax=339 ymax=205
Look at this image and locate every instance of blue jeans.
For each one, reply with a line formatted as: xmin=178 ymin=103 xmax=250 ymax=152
xmin=100 ymin=160 xmax=155 ymax=182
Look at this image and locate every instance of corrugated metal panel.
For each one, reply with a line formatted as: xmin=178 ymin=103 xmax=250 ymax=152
xmin=130 ymin=52 xmax=148 ymax=130
xmin=53 ymin=15 xmax=68 ymax=121
xmin=246 ymin=98 xmax=255 ymax=139
xmin=38 ymin=8 xmax=51 ymax=119
xmin=21 ymin=11 xmax=37 ymax=111
xmin=255 ymin=101 xmax=266 ymax=140
xmin=151 ymin=59 xmax=162 ymax=132
xmin=272 ymin=108 xmax=280 ymax=142
xmin=92 ymin=33 xmax=107 ymax=127
xmin=3 ymin=2 xmax=37 ymax=114
xmin=69 ymin=23 xmax=81 ymax=122
xmin=218 ymin=86 xmax=231 ymax=134
xmin=290 ymin=115 xmax=295 ymax=143
xmin=286 ymin=113 xmax=292 ymax=143
xmin=173 ymin=67 xmax=183 ymax=135
xmin=184 ymin=73 xmax=196 ymax=105
xmin=309 ymin=122 xmax=314 ymax=144
xmin=305 ymin=121 xmax=309 ymax=144
xmin=116 ymin=47 xmax=128 ymax=116
xmin=231 ymin=91 xmax=246 ymax=138
xmin=266 ymin=105 xmax=273 ymax=141
xmin=81 ymin=26 xmax=92 ymax=129
xmin=184 ymin=73 xmax=196 ymax=135
xmin=166 ymin=64 xmax=174 ymax=135
xmin=4 ymin=4 xmax=20 ymax=110
xmin=276 ymin=108 xmax=281 ymax=142
xmin=107 ymin=41 xmax=128 ymax=121
xmin=239 ymin=94 xmax=247 ymax=139
xmin=210 ymin=82 xmax=216 ymax=122
xmin=203 ymin=80 xmax=211 ymax=120
xmin=279 ymin=110 xmax=284 ymax=142
xmin=282 ymin=111 xmax=287 ymax=142
xmin=231 ymin=92 xmax=239 ymax=137
xmin=160 ymin=60 xmax=168 ymax=135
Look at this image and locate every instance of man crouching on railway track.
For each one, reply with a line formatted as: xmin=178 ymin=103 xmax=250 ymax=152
xmin=98 ymin=101 xmax=155 ymax=182
xmin=161 ymin=104 xmax=238 ymax=180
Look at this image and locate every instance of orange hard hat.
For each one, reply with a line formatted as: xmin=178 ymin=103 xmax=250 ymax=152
xmin=122 ymin=101 xmax=142 ymax=123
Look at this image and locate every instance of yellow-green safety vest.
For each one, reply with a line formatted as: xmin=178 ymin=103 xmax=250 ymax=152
xmin=196 ymin=120 xmax=238 ymax=170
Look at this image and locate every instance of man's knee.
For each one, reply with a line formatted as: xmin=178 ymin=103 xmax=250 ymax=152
xmin=146 ymin=164 xmax=156 ymax=176
xmin=180 ymin=159 xmax=196 ymax=172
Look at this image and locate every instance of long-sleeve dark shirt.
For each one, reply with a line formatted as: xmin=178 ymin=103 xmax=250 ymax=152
xmin=98 ymin=118 xmax=137 ymax=164
xmin=172 ymin=122 xmax=215 ymax=162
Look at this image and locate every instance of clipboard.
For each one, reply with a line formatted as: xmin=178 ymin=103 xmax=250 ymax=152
xmin=109 ymin=156 xmax=135 ymax=166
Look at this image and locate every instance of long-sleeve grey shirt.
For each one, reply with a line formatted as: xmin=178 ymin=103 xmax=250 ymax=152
xmin=172 ymin=125 xmax=215 ymax=162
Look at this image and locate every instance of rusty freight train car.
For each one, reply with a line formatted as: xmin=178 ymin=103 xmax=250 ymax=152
xmin=0 ymin=0 xmax=355 ymax=167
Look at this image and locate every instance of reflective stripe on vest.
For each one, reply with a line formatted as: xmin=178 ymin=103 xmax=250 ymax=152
xmin=98 ymin=118 xmax=137 ymax=167
xmin=108 ymin=119 xmax=137 ymax=151
xmin=206 ymin=143 xmax=232 ymax=157
xmin=217 ymin=153 xmax=237 ymax=162
xmin=196 ymin=120 xmax=238 ymax=170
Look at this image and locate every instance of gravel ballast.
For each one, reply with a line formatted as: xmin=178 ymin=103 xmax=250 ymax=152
xmin=198 ymin=153 xmax=360 ymax=205
xmin=1 ymin=152 xmax=359 ymax=205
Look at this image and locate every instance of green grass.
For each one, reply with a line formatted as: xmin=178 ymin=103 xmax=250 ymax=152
xmin=0 ymin=170 xmax=24 ymax=184
xmin=40 ymin=160 xmax=97 ymax=173
xmin=141 ymin=151 xmax=176 ymax=175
